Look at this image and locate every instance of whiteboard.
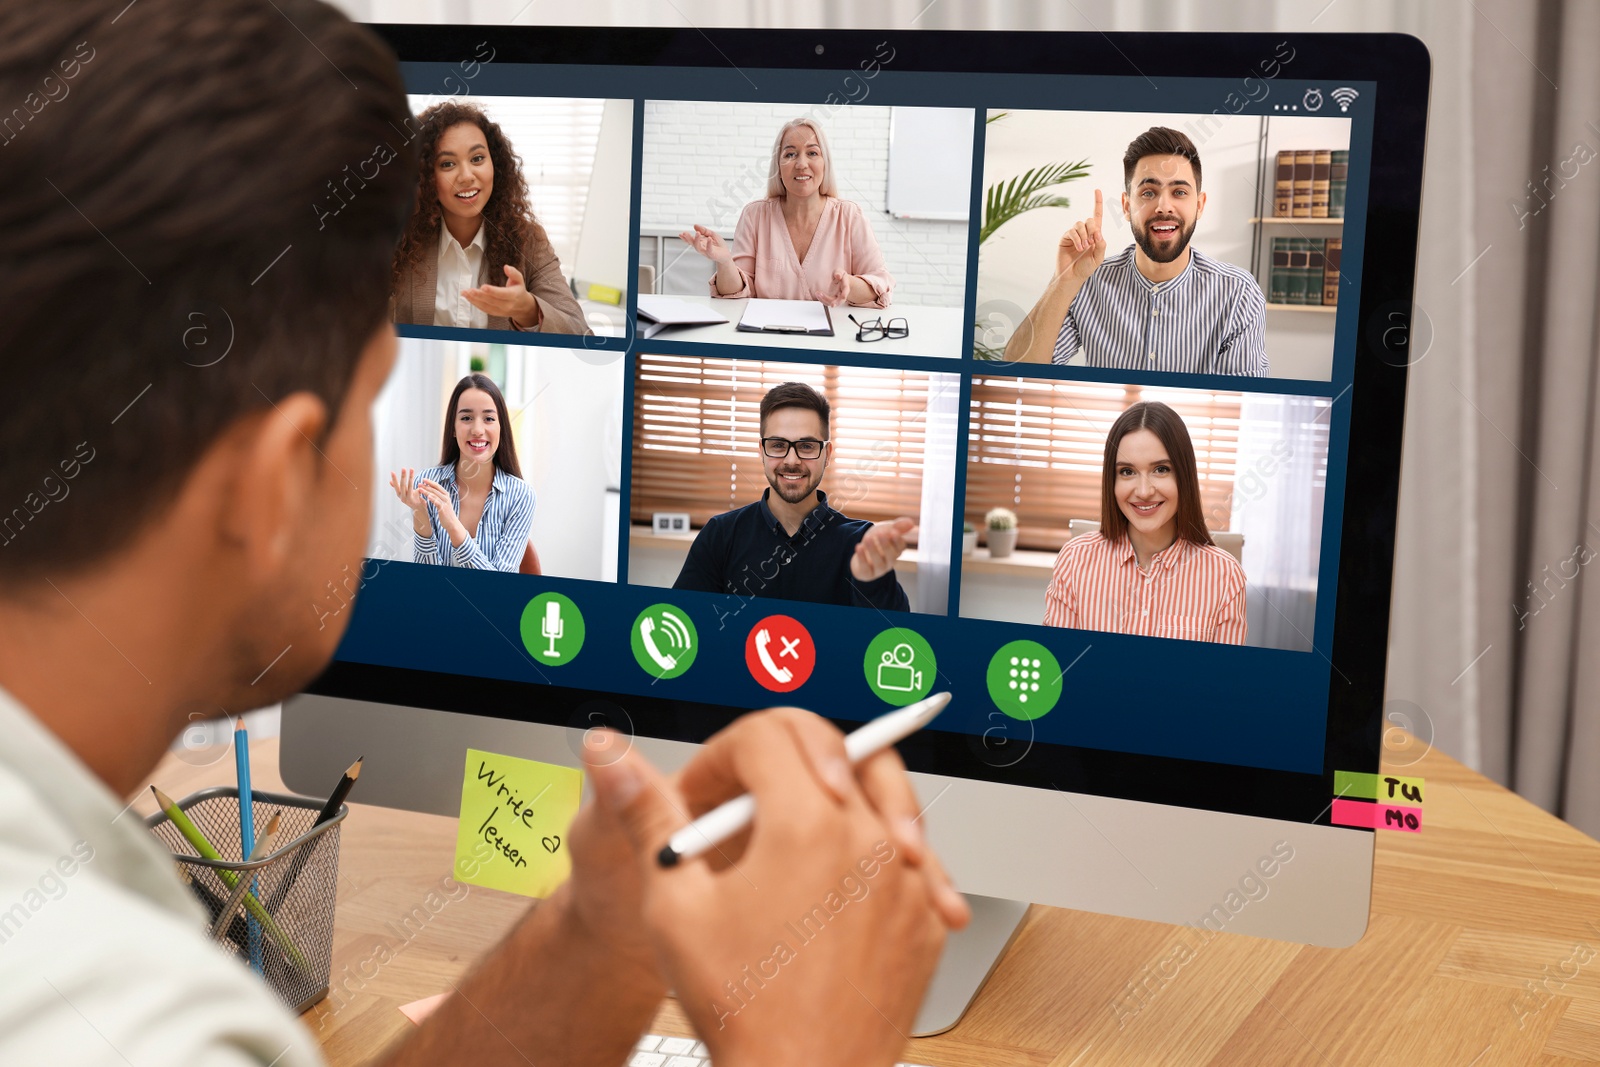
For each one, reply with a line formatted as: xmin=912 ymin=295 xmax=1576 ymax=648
xmin=885 ymin=107 xmax=974 ymax=221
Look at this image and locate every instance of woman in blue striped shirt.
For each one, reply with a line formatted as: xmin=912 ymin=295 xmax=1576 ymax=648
xmin=389 ymin=372 xmax=535 ymax=571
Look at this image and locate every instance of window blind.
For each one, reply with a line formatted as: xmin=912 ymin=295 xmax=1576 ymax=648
xmin=966 ymin=378 xmax=1245 ymax=552
xmin=631 ymin=355 xmax=931 ymax=528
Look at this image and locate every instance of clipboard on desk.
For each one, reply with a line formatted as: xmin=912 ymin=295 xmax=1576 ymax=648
xmin=736 ymin=298 xmax=835 ymax=337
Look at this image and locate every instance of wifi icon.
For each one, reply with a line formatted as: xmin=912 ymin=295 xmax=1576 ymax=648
xmin=1332 ymin=87 xmax=1359 ymax=112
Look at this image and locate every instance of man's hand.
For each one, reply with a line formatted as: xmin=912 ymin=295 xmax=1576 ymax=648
xmin=1007 ymin=189 xmax=1107 ymax=363
xmin=555 ymin=729 xmax=669 ymax=990
xmin=850 ymin=517 xmax=915 ymax=583
xmin=1055 ymin=188 xmax=1107 ymax=282
xmin=585 ymin=709 xmax=969 ymax=1067
xmin=381 ymin=732 xmax=668 ymax=1067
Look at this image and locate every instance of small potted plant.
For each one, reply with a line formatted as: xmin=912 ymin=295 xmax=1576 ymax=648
xmin=962 ymin=521 xmax=978 ymax=556
xmin=986 ymin=507 xmax=1018 ymax=558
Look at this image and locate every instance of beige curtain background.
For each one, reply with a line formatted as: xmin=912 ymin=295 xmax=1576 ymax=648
xmin=333 ymin=0 xmax=1600 ymax=836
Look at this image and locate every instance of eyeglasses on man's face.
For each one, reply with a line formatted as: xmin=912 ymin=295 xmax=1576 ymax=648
xmin=761 ymin=436 xmax=826 ymax=460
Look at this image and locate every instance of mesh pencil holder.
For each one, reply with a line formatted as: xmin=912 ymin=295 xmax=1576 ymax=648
xmin=146 ymin=786 xmax=347 ymax=1014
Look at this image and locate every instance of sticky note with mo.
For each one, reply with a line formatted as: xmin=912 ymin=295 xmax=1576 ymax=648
xmin=454 ymin=748 xmax=583 ymax=898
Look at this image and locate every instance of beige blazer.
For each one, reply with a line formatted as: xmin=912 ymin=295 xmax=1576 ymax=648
xmin=393 ymin=224 xmax=591 ymax=335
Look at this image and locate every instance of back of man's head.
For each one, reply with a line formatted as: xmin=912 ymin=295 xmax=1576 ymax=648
xmin=0 ymin=0 xmax=412 ymax=582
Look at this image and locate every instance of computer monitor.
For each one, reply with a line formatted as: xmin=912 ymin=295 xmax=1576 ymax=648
xmin=283 ymin=24 xmax=1430 ymax=1034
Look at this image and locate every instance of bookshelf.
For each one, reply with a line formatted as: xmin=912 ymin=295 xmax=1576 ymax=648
xmin=1247 ymin=116 xmax=1346 ymax=312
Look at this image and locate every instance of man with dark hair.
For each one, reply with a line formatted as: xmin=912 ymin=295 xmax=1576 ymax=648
xmin=1005 ymin=125 xmax=1268 ymax=375
xmin=0 ymin=3 xmax=965 ymax=1064
xmin=673 ymin=382 xmax=915 ymax=612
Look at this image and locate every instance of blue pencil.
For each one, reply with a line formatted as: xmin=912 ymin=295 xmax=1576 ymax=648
xmin=235 ymin=717 xmax=264 ymax=974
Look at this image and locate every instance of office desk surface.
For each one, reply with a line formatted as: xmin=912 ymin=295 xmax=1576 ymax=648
xmin=642 ymin=294 xmax=966 ymax=358
xmin=130 ymin=734 xmax=1600 ymax=1066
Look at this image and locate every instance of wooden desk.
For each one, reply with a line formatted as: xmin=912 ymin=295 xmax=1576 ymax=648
xmin=131 ymin=735 xmax=1600 ymax=1065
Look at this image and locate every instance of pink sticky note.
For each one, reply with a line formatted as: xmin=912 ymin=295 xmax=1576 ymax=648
xmin=1331 ymin=798 xmax=1421 ymax=832
xmin=398 ymin=992 xmax=450 ymax=1025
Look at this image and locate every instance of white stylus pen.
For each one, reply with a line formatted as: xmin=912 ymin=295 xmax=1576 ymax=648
xmin=656 ymin=691 xmax=952 ymax=868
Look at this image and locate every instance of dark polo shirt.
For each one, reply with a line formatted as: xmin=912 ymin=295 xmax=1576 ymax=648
xmin=672 ymin=488 xmax=910 ymax=612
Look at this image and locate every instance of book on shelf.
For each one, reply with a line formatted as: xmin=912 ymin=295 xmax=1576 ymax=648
xmin=1312 ymin=148 xmax=1332 ymax=218
xmin=1322 ymin=237 xmax=1342 ymax=306
xmin=1306 ymin=238 xmax=1326 ymax=305
xmin=1292 ymin=149 xmax=1314 ymax=218
xmin=1285 ymin=238 xmax=1308 ymax=304
xmin=1274 ymin=150 xmax=1294 ymax=217
xmin=1269 ymin=237 xmax=1290 ymax=303
xmin=1330 ymin=149 xmax=1349 ymax=218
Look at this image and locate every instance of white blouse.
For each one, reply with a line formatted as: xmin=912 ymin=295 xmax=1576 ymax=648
xmin=433 ymin=218 xmax=489 ymax=329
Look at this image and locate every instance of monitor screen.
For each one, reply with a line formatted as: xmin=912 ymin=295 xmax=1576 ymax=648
xmin=308 ymin=27 xmax=1424 ymax=835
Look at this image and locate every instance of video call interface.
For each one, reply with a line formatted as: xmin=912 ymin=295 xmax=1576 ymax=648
xmin=331 ymin=47 xmax=1376 ymax=779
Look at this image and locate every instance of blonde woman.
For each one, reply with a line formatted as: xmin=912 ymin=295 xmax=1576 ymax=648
xmin=679 ymin=118 xmax=894 ymax=307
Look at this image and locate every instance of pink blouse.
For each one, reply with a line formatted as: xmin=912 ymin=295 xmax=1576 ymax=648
xmin=712 ymin=196 xmax=894 ymax=308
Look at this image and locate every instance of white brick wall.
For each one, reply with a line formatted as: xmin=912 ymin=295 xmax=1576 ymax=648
xmin=641 ymin=100 xmax=970 ymax=308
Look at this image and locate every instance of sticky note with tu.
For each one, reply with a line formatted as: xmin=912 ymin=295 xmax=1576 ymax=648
xmin=454 ymin=748 xmax=583 ymax=897
xmin=1334 ymin=770 xmax=1424 ymax=805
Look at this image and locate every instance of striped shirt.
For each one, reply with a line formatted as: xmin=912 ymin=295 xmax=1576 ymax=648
xmin=1043 ymin=532 xmax=1248 ymax=644
xmin=1051 ymin=245 xmax=1268 ymax=376
xmin=413 ymin=463 xmax=536 ymax=572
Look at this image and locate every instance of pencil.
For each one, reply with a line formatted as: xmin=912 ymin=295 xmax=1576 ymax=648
xmin=263 ymin=756 xmax=361 ymax=913
xmin=179 ymin=867 xmax=249 ymax=950
xmin=234 ymin=718 xmax=263 ymax=974
xmin=211 ymin=810 xmax=281 ymax=939
xmin=151 ymin=786 xmax=306 ymax=968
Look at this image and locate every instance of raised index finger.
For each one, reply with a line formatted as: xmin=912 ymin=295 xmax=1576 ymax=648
xmin=1093 ymin=188 xmax=1103 ymax=221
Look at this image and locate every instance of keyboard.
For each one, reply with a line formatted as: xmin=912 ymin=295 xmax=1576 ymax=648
xmin=629 ymin=1033 xmax=936 ymax=1066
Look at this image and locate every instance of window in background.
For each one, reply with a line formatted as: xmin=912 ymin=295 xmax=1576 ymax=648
xmin=631 ymin=355 xmax=930 ymax=528
xmin=966 ymin=378 xmax=1244 ymax=552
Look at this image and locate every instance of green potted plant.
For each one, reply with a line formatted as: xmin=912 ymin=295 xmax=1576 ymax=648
xmin=962 ymin=521 xmax=978 ymax=556
xmin=986 ymin=507 xmax=1018 ymax=558
xmin=974 ymin=113 xmax=1090 ymax=359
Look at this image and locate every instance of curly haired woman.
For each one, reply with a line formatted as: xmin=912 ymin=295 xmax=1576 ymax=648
xmin=391 ymin=101 xmax=591 ymax=335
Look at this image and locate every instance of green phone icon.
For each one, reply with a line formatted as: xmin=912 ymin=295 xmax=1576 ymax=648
xmin=631 ymin=604 xmax=698 ymax=680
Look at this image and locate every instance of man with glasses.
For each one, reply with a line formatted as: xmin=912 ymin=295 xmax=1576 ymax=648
xmin=673 ymin=382 xmax=915 ymax=611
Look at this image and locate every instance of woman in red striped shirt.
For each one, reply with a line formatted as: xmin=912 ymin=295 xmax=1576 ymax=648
xmin=1043 ymin=401 xmax=1248 ymax=644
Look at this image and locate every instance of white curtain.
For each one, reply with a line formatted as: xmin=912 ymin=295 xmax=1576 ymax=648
xmin=916 ymin=374 xmax=962 ymax=617
xmin=1233 ymin=393 xmax=1325 ymax=652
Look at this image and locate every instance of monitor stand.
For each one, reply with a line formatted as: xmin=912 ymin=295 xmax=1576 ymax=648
xmin=912 ymin=893 xmax=1031 ymax=1036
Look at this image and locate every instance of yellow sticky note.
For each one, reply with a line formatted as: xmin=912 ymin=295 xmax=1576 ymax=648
xmin=454 ymin=748 xmax=583 ymax=898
